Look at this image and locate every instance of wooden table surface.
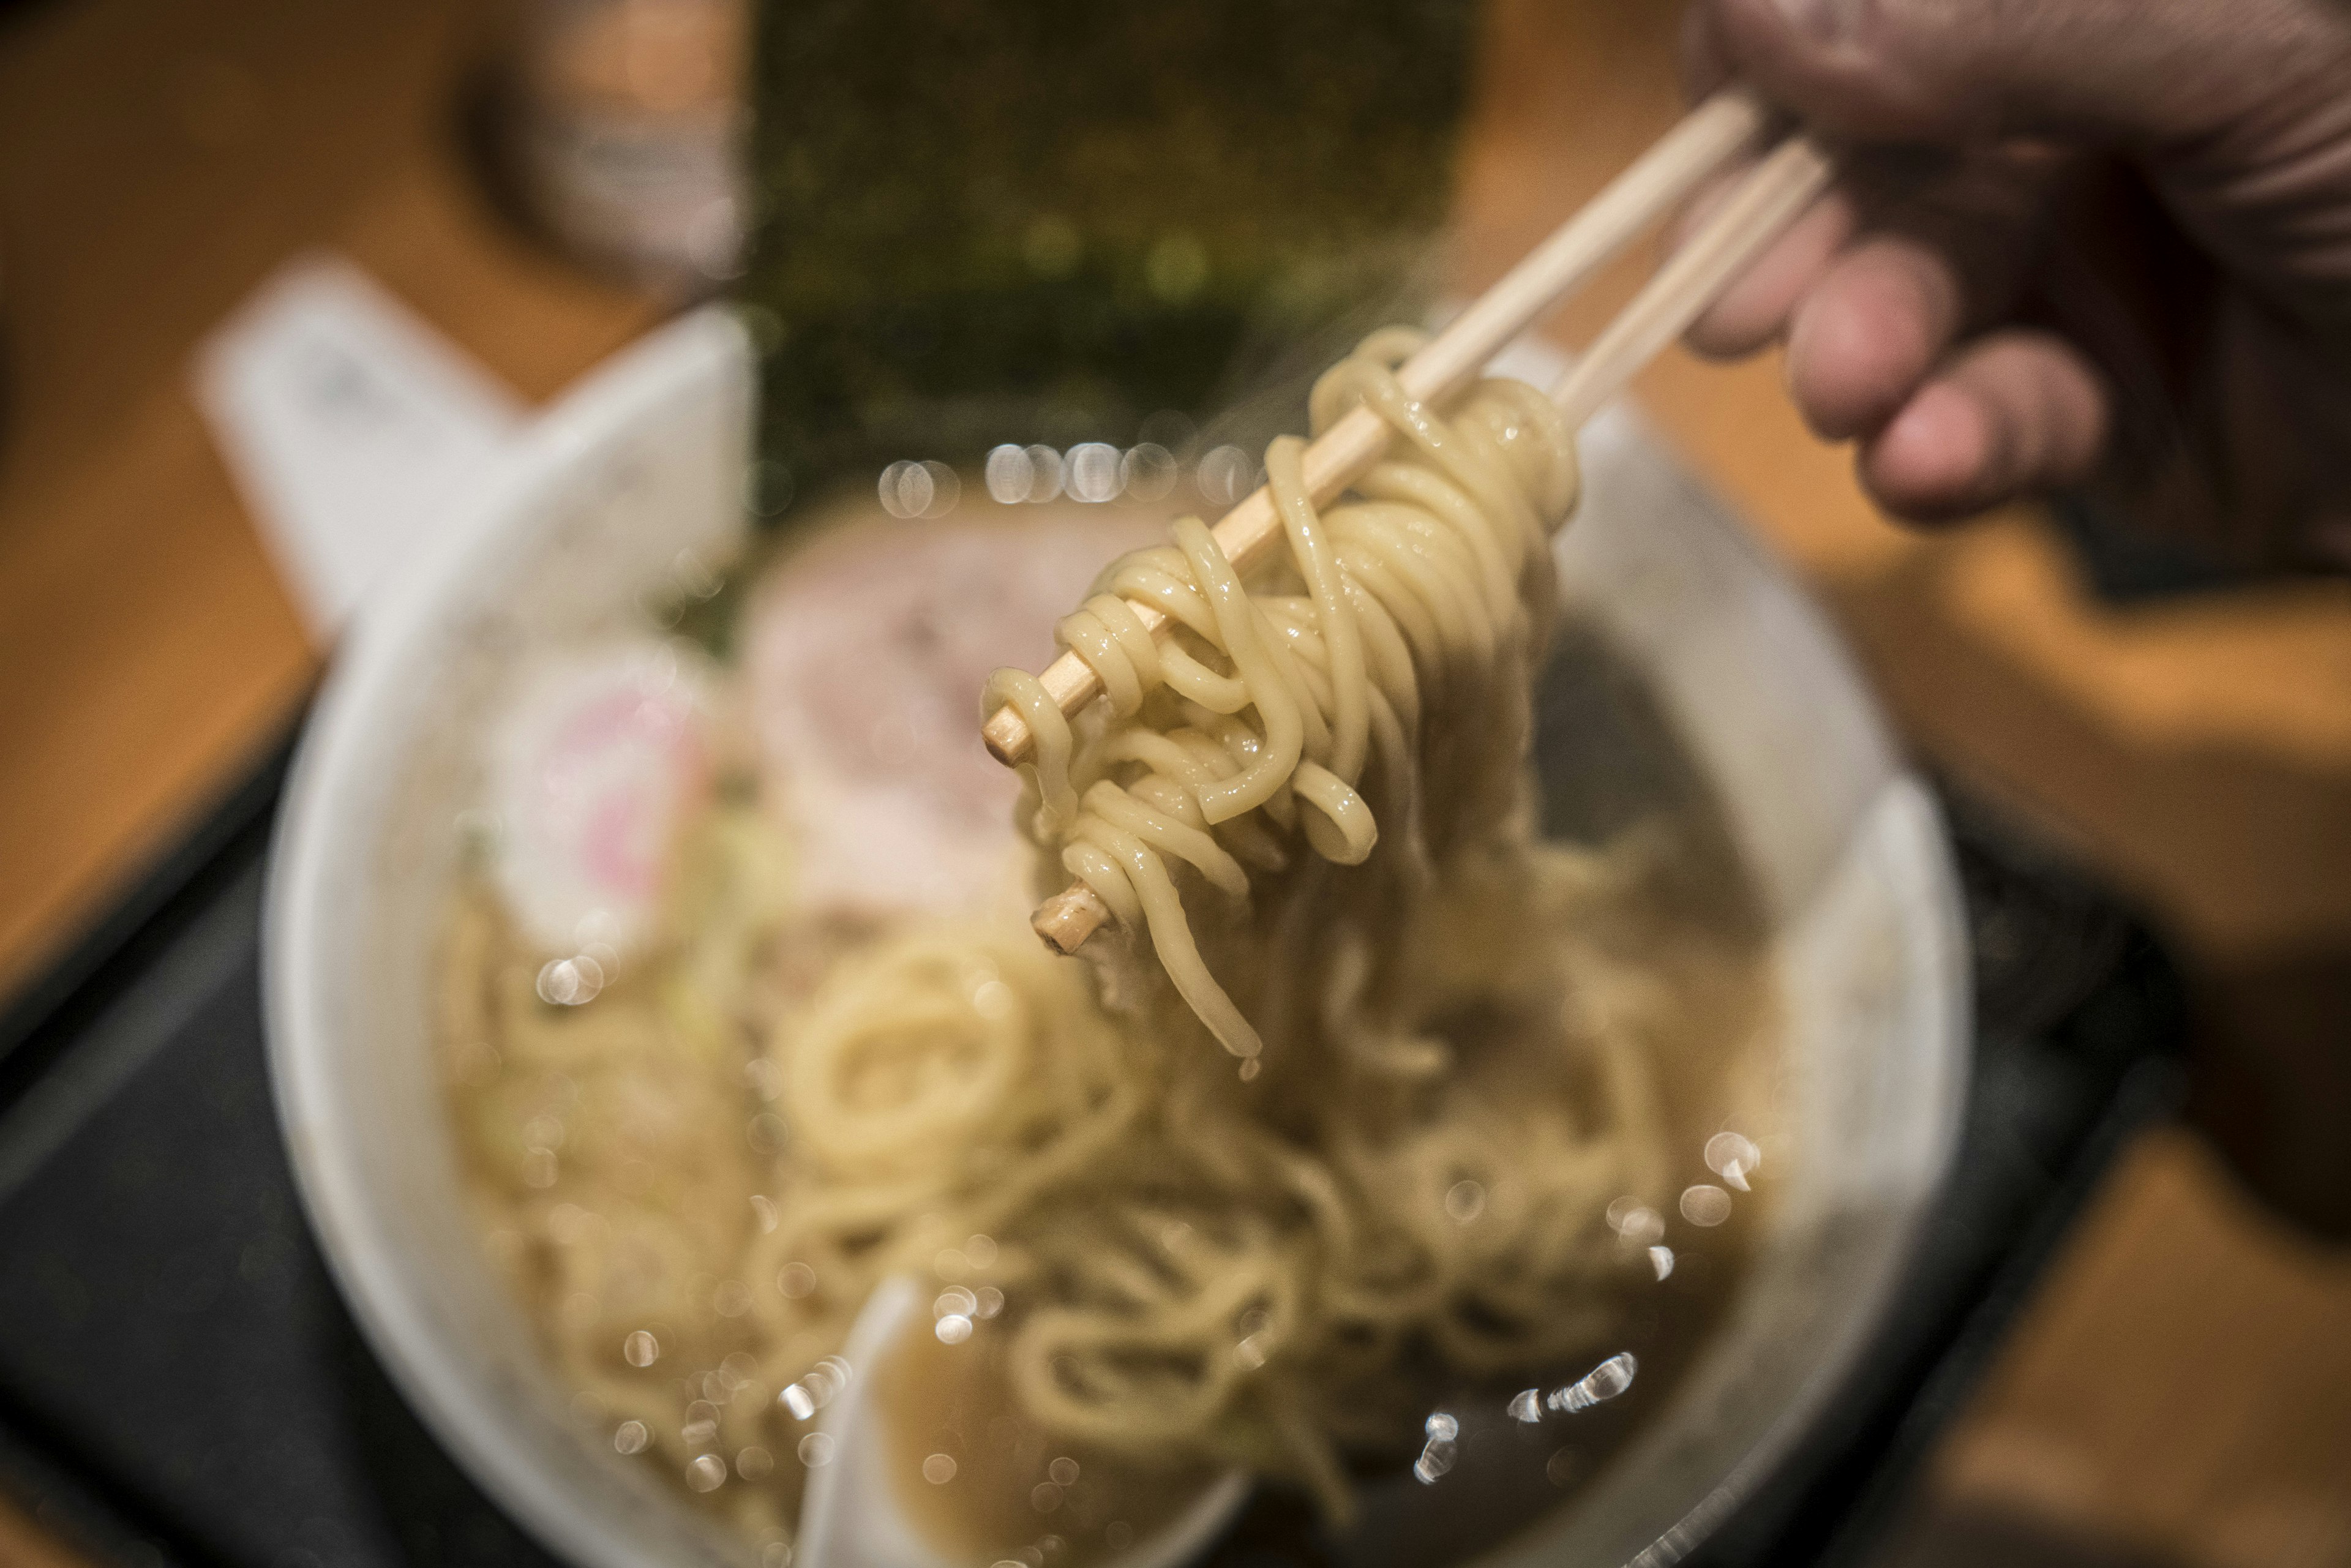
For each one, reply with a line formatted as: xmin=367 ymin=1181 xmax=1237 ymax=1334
xmin=0 ymin=1 xmax=2345 ymax=1564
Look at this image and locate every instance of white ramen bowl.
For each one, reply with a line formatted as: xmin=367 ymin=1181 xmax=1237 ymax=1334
xmin=266 ymin=307 xmax=1968 ymax=1568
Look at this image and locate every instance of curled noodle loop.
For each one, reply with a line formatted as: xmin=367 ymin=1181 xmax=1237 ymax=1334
xmin=986 ymin=334 xmax=1581 ymax=1057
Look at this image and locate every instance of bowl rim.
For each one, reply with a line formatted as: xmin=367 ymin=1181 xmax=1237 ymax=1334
xmin=266 ymin=309 xmax=756 ymax=1568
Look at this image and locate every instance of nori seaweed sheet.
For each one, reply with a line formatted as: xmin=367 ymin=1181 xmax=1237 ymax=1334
xmin=740 ymin=0 xmax=1478 ymax=506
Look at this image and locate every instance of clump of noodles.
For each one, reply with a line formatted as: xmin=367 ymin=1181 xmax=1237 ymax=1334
xmin=983 ymin=329 xmax=1580 ymax=1060
xmin=443 ymin=815 xmax=1731 ymax=1537
xmin=440 ymin=326 xmax=1774 ymax=1551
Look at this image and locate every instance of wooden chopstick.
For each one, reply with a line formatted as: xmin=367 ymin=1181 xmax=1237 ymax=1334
xmin=979 ymin=85 xmax=1775 ymax=770
xmin=1016 ymin=114 xmax=1836 ymax=959
xmin=1551 ymin=133 xmax=1832 ymax=426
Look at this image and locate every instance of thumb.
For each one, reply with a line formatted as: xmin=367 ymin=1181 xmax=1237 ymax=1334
xmin=1701 ymin=0 xmax=2350 ymax=148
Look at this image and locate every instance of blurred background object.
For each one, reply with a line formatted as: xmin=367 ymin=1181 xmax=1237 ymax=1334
xmin=737 ymin=0 xmax=1474 ymax=500
xmin=0 ymin=1 xmax=2343 ymax=1566
xmin=191 ymin=253 xmax=528 ymax=636
xmin=498 ymin=0 xmax=748 ymax=294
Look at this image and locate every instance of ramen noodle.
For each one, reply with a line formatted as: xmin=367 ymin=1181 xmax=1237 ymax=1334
xmin=986 ymin=329 xmax=1576 ymax=1061
xmin=438 ymin=331 xmax=1775 ymax=1567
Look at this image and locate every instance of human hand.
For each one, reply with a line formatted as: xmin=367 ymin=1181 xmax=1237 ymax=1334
xmin=1681 ymin=0 xmax=2351 ymax=566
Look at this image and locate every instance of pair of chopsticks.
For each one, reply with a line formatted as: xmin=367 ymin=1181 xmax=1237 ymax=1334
xmin=982 ymin=88 xmax=1834 ymax=955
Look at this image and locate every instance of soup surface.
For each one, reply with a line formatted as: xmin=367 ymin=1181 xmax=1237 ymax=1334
xmin=437 ymin=492 xmax=1779 ymax=1568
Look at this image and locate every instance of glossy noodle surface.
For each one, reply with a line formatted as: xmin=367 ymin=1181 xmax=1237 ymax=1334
xmin=438 ymin=336 xmax=1779 ymax=1567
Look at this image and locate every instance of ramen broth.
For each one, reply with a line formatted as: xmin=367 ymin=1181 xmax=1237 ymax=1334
xmin=438 ymin=499 xmax=1779 ymax=1566
xmin=878 ymin=1316 xmax=1224 ymax=1566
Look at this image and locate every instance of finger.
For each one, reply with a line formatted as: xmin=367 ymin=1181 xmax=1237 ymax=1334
xmin=1784 ymin=235 xmax=1965 ymax=438
xmin=1686 ymin=128 xmax=2063 ymax=371
xmin=1684 ymin=184 xmax=1857 ymax=361
xmin=1779 ymin=141 xmax=2065 ymax=432
xmin=1859 ymin=329 xmax=2111 ymax=523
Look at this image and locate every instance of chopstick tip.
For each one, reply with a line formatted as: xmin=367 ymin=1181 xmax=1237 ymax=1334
xmin=982 ymin=705 xmax=1031 ymax=767
xmin=1032 ymin=885 xmax=1112 ymax=955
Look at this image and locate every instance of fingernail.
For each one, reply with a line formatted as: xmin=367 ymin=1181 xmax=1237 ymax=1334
xmin=1874 ymin=384 xmax=1989 ymax=506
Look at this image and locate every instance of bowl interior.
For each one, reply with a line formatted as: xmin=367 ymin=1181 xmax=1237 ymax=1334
xmin=267 ymin=310 xmax=1966 ymax=1568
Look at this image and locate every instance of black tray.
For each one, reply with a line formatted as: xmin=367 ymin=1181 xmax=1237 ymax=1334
xmin=0 ymin=735 xmax=2186 ymax=1568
